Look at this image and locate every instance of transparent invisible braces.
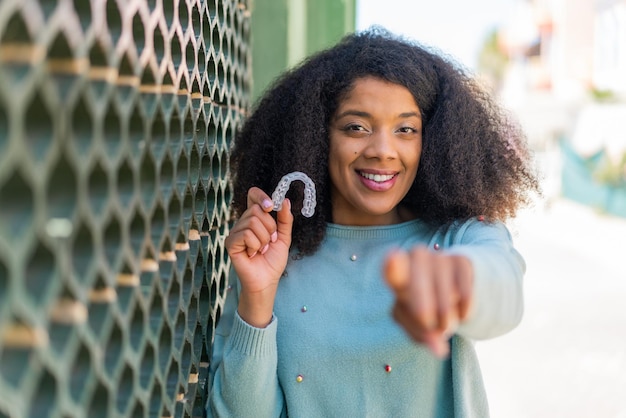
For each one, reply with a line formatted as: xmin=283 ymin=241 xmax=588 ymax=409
xmin=271 ymin=171 xmax=316 ymax=217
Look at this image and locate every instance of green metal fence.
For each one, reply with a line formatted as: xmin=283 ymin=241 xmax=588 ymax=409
xmin=0 ymin=0 xmax=250 ymax=416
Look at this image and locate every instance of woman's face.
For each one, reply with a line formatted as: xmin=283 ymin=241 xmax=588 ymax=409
xmin=328 ymin=77 xmax=422 ymax=226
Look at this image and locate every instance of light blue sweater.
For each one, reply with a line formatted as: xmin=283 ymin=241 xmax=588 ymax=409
xmin=208 ymin=218 xmax=525 ymax=417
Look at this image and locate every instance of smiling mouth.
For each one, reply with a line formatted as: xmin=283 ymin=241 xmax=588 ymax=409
xmin=358 ymin=171 xmax=396 ymax=182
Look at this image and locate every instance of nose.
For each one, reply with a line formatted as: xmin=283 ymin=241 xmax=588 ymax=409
xmin=363 ymin=130 xmax=397 ymax=160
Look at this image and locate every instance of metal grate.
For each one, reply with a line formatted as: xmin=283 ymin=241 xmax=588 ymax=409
xmin=0 ymin=0 xmax=250 ymax=417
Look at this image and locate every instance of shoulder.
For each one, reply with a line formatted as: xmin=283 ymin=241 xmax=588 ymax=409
xmin=438 ymin=217 xmax=514 ymax=247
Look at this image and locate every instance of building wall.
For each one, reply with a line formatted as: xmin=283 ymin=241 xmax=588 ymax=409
xmin=0 ymin=1 xmax=357 ymax=416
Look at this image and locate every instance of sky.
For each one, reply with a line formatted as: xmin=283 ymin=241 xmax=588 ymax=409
xmin=357 ymin=0 xmax=519 ymax=71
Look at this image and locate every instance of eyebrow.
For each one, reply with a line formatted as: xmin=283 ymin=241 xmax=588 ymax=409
xmin=334 ymin=110 xmax=422 ymax=120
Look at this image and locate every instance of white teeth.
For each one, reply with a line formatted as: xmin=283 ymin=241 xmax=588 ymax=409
xmin=360 ymin=172 xmax=394 ymax=182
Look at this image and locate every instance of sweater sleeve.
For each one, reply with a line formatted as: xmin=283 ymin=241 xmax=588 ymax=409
xmin=446 ymin=220 xmax=526 ymax=340
xmin=206 ymin=271 xmax=286 ymax=417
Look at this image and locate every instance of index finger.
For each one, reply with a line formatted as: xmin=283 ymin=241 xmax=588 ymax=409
xmin=246 ymin=187 xmax=274 ymax=212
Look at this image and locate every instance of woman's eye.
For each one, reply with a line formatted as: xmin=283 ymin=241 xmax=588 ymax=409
xmin=343 ymin=124 xmax=367 ymax=133
xmin=398 ymin=126 xmax=417 ymax=134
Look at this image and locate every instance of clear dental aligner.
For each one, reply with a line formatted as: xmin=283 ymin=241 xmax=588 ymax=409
xmin=271 ymin=171 xmax=316 ymax=217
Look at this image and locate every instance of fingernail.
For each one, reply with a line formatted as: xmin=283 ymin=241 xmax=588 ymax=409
xmin=270 ymin=231 xmax=278 ymax=243
xmin=260 ymin=243 xmax=269 ymax=255
xmin=249 ymin=251 xmax=257 ymax=258
xmin=262 ymin=199 xmax=273 ymax=210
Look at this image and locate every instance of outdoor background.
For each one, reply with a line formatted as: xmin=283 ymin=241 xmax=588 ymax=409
xmin=0 ymin=0 xmax=624 ymax=417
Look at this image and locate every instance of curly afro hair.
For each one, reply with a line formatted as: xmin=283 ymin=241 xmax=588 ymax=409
xmin=229 ymin=28 xmax=539 ymax=255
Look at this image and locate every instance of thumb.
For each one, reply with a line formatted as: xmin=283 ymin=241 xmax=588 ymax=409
xmin=276 ymin=198 xmax=294 ymax=244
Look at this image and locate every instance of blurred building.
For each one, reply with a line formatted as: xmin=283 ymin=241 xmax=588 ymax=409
xmin=498 ymin=0 xmax=626 ymax=216
xmin=500 ymin=0 xmax=626 ymax=101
